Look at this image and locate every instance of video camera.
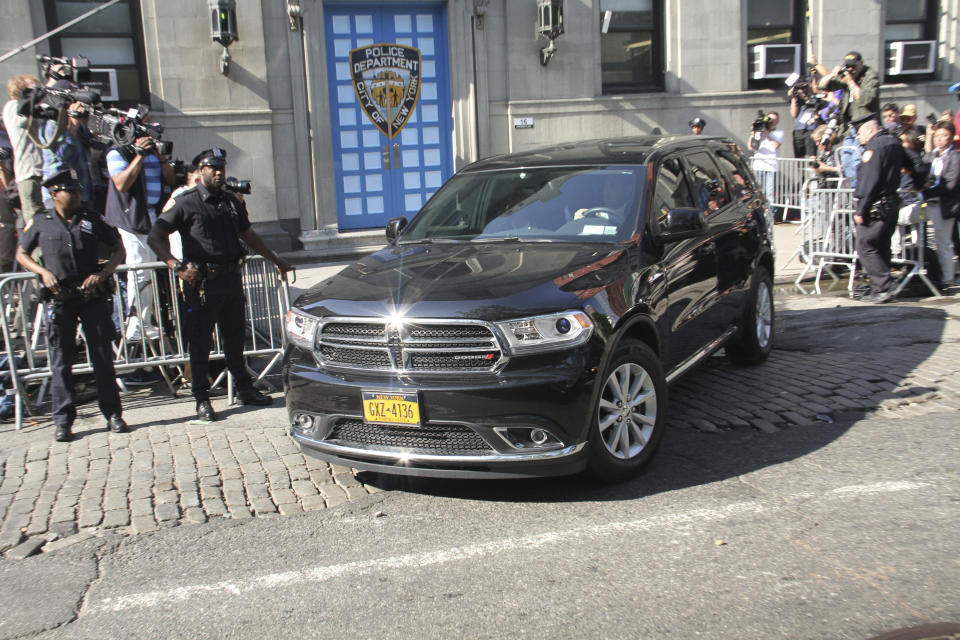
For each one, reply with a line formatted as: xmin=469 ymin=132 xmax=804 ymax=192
xmin=225 ymin=177 xmax=251 ymax=195
xmin=171 ymin=159 xmax=191 ymax=187
xmin=37 ymin=54 xmax=91 ymax=84
xmin=751 ymin=109 xmax=770 ymax=133
xmin=85 ymin=104 xmax=173 ymax=157
xmin=16 ymin=85 xmax=100 ymax=122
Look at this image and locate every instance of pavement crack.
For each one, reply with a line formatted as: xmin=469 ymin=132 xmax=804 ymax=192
xmin=71 ymin=536 xmax=123 ymax=625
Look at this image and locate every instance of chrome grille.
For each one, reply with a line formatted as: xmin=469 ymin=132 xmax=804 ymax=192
xmin=316 ymin=318 xmax=503 ymax=373
xmin=328 ymin=419 xmax=494 ymax=454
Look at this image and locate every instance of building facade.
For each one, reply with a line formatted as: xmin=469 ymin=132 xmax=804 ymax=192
xmin=1 ymin=0 xmax=958 ymax=255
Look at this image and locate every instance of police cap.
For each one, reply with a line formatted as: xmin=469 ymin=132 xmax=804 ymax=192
xmin=43 ymin=169 xmax=80 ymax=192
xmin=849 ymin=112 xmax=878 ymax=129
xmin=193 ymin=147 xmax=227 ymax=169
xmin=689 ymin=117 xmax=706 ymax=129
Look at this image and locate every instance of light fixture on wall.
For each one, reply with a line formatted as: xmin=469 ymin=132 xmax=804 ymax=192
xmin=536 ymin=0 xmax=563 ymax=66
xmin=208 ymin=0 xmax=238 ymax=75
xmin=474 ymin=0 xmax=490 ymax=31
xmin=287 ymin=1 xmax=303 ymax=32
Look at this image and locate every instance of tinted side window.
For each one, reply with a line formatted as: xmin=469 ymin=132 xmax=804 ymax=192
xmin=686 ymin=151 xmax=731 ymax=214
xmin=715 ymin=148 xmax=756 ymax=202
xmin=651 ymin=157 xmax=695 ymax=233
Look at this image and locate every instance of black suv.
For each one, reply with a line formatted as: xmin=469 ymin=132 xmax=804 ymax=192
xmin=283 ymin=136 xmax=775 ymax=481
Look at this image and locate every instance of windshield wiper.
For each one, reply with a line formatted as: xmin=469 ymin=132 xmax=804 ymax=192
xmin=470 ymin=236 xmax=554 ymax=243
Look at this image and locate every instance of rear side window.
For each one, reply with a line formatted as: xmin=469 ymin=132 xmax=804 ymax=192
xmin=651 ymin=157 xmax=695 ymax=233
xmin=685 ymin=151 xmax=731 ymax=214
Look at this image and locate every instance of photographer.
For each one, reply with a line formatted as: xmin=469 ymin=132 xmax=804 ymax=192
xmin=104 ymin=125 xmax=175 ymax=342
xmin=811 ymin=51 xmax=879 ymax=184
xmin=789 ymin=81 xmax=819 ymax=158
xmin=1 ymin=75 xmax=45 ymax=224
xmin=748 ymin=111 xmax=783 ymax=217
xmin=41 ymin=99 xmax=96 ymax=209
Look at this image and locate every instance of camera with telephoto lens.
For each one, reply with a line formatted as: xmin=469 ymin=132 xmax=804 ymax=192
xmin=926 ymin=113 xmax=939 ymax=125
xmin=751 ymin=109 xmax=767 ymax=133
xmin=85 ymin=104 xmax=173 ymax=157
xmin=37 ymin=54 xmax=91 ymax=84
xmin=225 ymin=177 xmax=251 ymax=195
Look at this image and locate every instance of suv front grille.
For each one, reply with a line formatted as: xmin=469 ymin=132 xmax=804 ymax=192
xmin=316 ymin=318 xmax=503 ymax=373
xmin=327 ymin=419 xmax=494 ymax=455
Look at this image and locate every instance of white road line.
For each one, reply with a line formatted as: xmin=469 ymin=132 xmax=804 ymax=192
xmin=91 ymin=480 xmax=931 ymax=614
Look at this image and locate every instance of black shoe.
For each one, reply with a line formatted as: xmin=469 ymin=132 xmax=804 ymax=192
xmin=239 ymin=388 xmax=272 ymax=406
xmin=862 ymin=289 xmax=895 ymax=304
xmin=108 ymin=415 xmax=128 ymax=433
xmin=196 ymin=400 xmax=218 ymax=422
xmin=54 ymin=424 xmax=72 ymax=442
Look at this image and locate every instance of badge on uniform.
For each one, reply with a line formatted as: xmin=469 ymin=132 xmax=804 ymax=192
xmin=861 ymin=150 xmax=873 ymax=163
xmin=80 ymin=219 xmax=94 ymax=233
xmin=162 ymin=197 xmax=177 ymax=213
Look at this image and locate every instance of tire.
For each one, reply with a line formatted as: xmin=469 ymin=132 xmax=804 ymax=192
xmin=586 ymin=340 xmax=667 ymax=483
xmin=725 ymin=266 xmax=774 ymax=365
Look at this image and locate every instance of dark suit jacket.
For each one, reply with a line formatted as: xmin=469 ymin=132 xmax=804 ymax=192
xmin=923 ymin=148 xmax=960 ymax=219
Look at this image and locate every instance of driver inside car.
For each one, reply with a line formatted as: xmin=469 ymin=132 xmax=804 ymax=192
xmin=573 ymin=171 xmax=636 ymax=225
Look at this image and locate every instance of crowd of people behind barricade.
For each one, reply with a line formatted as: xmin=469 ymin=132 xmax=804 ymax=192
xmin=0 ymin=64 xmax=292 ymax=441
xmin=738 ymin=49 xmax=960 ymax=302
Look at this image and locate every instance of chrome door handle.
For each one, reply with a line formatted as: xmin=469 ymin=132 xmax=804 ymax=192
xmin=382 ymin=144 xmax=391 ymax=170
xmin=393 ymin=143 xmax=402 ymax=169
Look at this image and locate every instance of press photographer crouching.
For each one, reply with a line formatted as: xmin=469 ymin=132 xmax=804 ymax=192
xmin=15 ymin=170 xmax=127 ymax=442
xmin=788 ymin=79 xmax=821 ymax=158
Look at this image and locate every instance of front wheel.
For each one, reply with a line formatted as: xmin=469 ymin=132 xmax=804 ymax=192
xmin=586 ymin=340 xmax=667 ymax=483
xmin=725 ymin=266 xmax=774 ymax=365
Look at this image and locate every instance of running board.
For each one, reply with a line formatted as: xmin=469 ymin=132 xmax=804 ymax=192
xmin=665 ymin=326 xmax=739 ymax=384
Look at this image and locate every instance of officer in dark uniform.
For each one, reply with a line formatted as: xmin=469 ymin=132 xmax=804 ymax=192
xmin=15 ymin=170 xmax=128 ymax=441
xmin=147 ymin=148 xmax=293 ymax=422
xmin=851 ymin=113 xmax=909 ymax=303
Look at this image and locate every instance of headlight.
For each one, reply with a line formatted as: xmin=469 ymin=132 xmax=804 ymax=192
xmin=495 ymin=311 xmax=594 ymax=355
xmin=285 ymin=308 xmax=318 ymax=350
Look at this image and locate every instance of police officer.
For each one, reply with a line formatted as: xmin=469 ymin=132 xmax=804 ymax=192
xmin=851 ymin=113 xmax=908 ymax=303
xmin=147 ymin=148 xmax=293 ymax=422
xmin=689 ymin=117 xmax=706 ymax=135
xmin=15 ymin=170 xmax=127 ymax=441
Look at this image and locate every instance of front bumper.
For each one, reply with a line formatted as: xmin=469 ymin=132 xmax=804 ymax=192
xmin=282 ymin=344 xmax=599 ymax=478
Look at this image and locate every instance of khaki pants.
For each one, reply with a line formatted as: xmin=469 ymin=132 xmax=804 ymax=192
xmin=16 ymin=177 xmax=44 ymax=224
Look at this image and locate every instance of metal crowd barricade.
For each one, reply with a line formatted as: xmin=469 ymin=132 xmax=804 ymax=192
xmin=770 ymin=157 xmax=812 ymax=218
xmin=0 ymin=255 xmax=292 ymax=430
xmin=792 ymin=186 xmax=941 ymax=298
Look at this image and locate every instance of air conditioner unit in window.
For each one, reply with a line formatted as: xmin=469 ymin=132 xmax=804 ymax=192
xmin=750 ymin=44 xmax=801 ymax=80
xmin=887 ymin=40 xmax=937 ymax=75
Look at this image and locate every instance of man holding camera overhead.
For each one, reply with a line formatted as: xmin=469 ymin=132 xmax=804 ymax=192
xmin=148 ymin=148 xmax=293 ymax=423
xmin=104 ymin=125 xmax=175 ymax=342
xmin=811 ymin=51 xmax=880 ymax=184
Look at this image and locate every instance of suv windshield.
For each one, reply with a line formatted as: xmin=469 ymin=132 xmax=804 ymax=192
xmin=399 ymin=166 xmax=644 ymax=243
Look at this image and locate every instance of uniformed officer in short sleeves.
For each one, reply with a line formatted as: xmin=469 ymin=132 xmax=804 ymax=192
xmin=851 ymin=113 xmax=909 ymax=303
xmin=16 ymin=170 xmax=128 ymax=442
xmin=148 ymin=148 xmax=293 ymax=422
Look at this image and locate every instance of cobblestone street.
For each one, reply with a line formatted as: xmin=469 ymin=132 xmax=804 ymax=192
xmin=2 ymin=290 xmax=958 ymax=559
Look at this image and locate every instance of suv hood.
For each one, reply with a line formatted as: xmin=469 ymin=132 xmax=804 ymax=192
xmin=295 ymin=242 xmax=631 ymax=320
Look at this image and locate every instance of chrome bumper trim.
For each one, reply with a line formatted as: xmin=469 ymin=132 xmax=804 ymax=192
xmin=292 ymin=432 xmax=587 ymax=465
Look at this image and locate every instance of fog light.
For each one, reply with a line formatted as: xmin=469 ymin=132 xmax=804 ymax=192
xmin=294 ymin=413 xmax=314 ymax=430
xmin=530 ymin=428 xmax=549 ymax=445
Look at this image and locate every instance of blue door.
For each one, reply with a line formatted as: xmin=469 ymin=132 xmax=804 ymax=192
xmin=324 ymin=3 xmax=454 ymax=230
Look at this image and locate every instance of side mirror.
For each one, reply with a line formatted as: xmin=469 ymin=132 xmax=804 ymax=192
xmin=657 ymin=208 xmax=706 ymax=243
xmin=385 ymin=217 xmax=408 ymax=244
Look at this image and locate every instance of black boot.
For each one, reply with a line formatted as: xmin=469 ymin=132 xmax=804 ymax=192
xmin=54 ymin=424 xmax=72 ymax=442
xmin=108 ymin=415 xmax=128 ymax=433
xmin=196 ymin=400 xmax=218 ymax=422
xmin=238 ymin=388 xmax=272 ymax=406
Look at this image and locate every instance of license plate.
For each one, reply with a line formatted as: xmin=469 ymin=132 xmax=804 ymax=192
xmin=362 ymin=390 xmax=420 ymax=426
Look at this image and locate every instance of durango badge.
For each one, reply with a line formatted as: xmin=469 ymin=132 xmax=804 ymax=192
xmin=350 ymin=43 xmax=421 ymax=139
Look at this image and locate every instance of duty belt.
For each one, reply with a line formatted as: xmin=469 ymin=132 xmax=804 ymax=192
xmin=202 ymin=260 xmax=241 ymax=281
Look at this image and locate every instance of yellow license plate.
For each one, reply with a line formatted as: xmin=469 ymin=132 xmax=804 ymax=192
xmin=362 ymin=391 xmax=420 ymax=426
